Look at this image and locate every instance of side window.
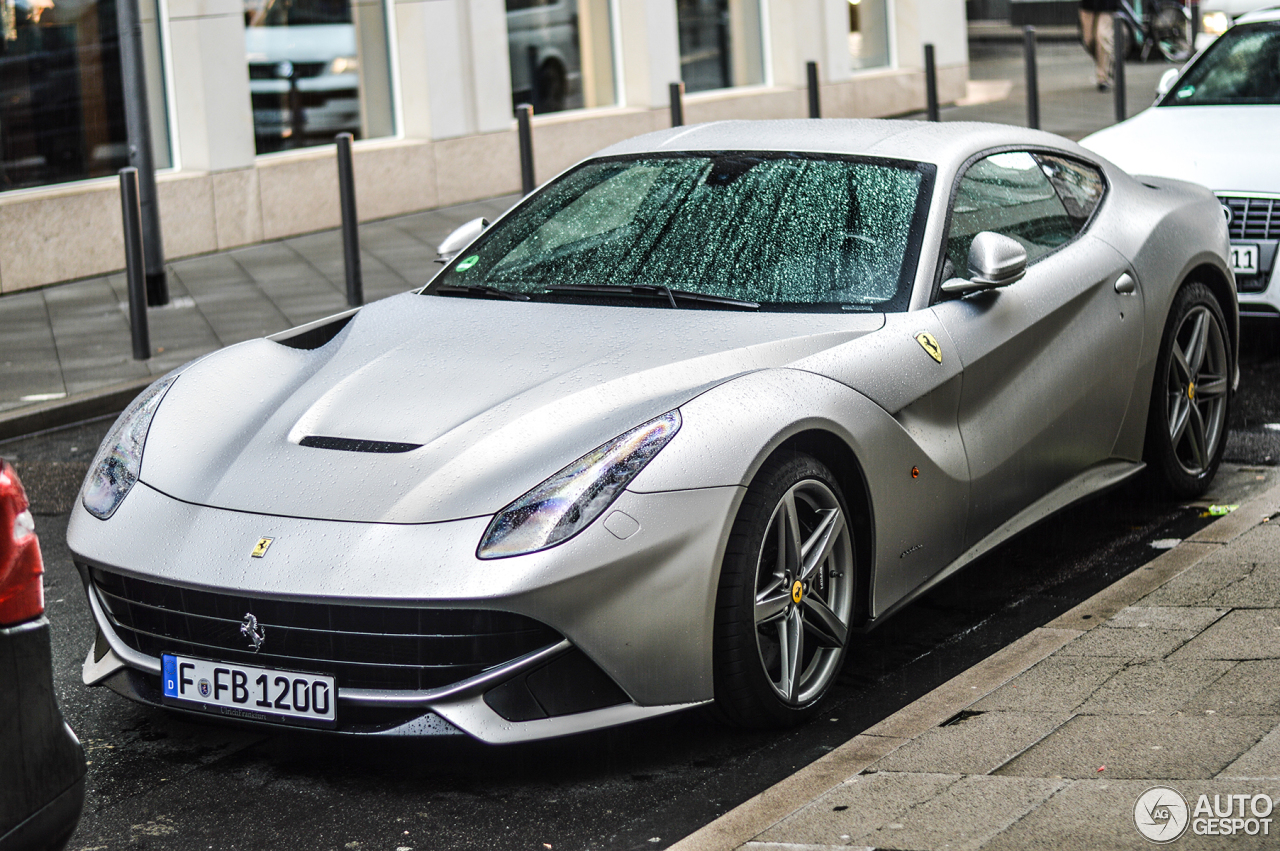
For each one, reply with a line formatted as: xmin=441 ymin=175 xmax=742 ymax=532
xmin=1035 ymin=154 xmax=1105 ymax=229
xmin=945 ymin=152 xmax=1077 ymax=275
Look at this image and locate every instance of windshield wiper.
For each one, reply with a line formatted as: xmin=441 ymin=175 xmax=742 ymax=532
xmin=546 ymin=284 xmax=759 ymax=311
xmin=434 ymin=285 xmax=530 ymax=301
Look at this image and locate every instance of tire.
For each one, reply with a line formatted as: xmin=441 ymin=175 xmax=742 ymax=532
xmin=712 ymin=453 xmax=856 ymax=728
xmin=1145 ymin=282 xmax=1231 ymax=498
xmin=1152 ymin=2 xmax=1192 ymax=63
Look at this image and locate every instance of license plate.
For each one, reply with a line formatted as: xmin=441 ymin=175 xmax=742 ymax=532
xmin=1230 ymin=244 xmax=1259 ymax=275
xmin=162 ymin=654 xmax=336 ymax=728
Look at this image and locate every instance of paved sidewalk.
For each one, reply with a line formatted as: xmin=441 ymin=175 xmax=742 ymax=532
xmin=0 ymin=194 xmax=517 ymax=435
xmin=672 ymin=479 xmax=1280 ymax=851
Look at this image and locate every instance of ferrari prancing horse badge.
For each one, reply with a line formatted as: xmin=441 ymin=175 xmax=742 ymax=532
xmin=251 ymin=537 xmax=274 ymax=558
xmin=915 ymin=332 xmax=942 ymax=364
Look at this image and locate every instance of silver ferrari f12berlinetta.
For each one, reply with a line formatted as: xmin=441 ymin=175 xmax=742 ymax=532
xmin=71 ymin=119 xmax=1237 ymax=743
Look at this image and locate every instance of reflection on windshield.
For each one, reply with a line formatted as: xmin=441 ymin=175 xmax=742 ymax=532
xmin=428 ymin=154 xmax=932 ymax=312
xmin=1161 ymin=23 xmax=1280 ymax=106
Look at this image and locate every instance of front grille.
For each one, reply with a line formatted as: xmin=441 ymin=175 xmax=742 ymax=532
xmin=1237 ymin=274 xmax=1269 ymax=294
xmin=89 ymin=568 xmax=561 ymax=692
xmin=1221 ymin=195 xmax=1280 ymax=241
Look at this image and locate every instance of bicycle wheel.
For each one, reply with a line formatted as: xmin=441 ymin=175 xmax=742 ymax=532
xmin=1152 ymin=1 xmax=1192 ymax=63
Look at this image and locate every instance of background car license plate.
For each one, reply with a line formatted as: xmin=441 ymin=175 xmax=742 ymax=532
xmin=162 ymin=654 xmax=336 ymax=728
xmin=1230 ymin=244 xmax=1258 ymax=275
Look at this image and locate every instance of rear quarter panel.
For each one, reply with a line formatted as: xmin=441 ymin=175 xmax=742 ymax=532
xmin=1082 ymin=167 xmax=1236 ymax=458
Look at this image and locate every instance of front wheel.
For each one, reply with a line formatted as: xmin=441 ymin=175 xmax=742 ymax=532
xmin=1152 ymin=2 xmax=1192 ymax=63
xmin=1145 ymin=282 xmax=1231 ymax=498
xmin=712 ymin=454 xmax=856 ymax=728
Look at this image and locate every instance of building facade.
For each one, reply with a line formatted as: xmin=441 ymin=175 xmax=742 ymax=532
xmin=0 ymin=0 xmax=968 ymax=293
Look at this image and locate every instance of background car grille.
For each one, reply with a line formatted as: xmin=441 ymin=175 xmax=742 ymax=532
xmin=1220 ymin=195 xmax=1280 ymax=241
xmin=89 ymin=568 xmax=562 ymax=692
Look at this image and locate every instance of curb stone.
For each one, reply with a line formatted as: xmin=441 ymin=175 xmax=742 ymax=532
xmin=668 ymin=479 xmax=1280 ymax=851
xmin=0 ymin=378 xmax=152 ymax=444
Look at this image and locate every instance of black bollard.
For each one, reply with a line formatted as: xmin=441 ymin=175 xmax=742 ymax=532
xmin=115 ymin=0 xmax=168 ymax=307
xmin=806 ymin=61 xmax=821 ymax=118
xmin=526 ymin=45 xmax=541 ymax=112
xmin=1114 ymin=15 xmax=1127 ymax=121
xmin=924 ymin=44 xmax=939 ymax=122
xmin=119 ymin=168 xmax=150 ymax=361
xmin=335 ymin=133 xmax=363 ymax=307
xmin=1024 ymin=26 xmax=1040 ymax=130
xmin=516 ymin=104 xmax=536 ymax=195
xmin=669 ymin=81 xmax=685 ymax=127
xmin=1190 ymin=2 xmax=1200 ymax=42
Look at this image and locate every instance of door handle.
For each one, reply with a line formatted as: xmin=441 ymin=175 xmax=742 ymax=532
xmin=1114 ymin=273 xmax=1136 ymax=295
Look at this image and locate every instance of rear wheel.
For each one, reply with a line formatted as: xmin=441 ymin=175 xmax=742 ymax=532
xmin=1145 ymin=282 xmax=1231 ymax=498
xmin=712 ymin=454 xmax=856 ymax=728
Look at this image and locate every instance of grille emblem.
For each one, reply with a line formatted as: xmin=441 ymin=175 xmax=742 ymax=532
xmin=240 ymin=613 xmax=266 ymax=652
xmin=251 ymin=537 xmax=274 ymax=558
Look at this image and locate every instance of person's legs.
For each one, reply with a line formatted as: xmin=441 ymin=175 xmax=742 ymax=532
xmin=1097 ymin=10 xmax=1115 ymax=87
xmin=1080 ymin=9 xmax=1098 ymax=59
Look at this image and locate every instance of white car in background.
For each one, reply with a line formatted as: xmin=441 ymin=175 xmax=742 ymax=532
xmin=1082 ymin=7 xmax=1280 ymax=321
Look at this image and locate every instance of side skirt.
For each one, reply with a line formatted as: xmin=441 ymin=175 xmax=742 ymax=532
xmin=859 ymin=458 xmax=1146 ymax=630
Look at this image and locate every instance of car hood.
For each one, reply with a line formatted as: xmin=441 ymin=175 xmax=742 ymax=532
xmin=1081 ymin=106 xmax=1280 ymax=194
xmin=139 ymin=293 xmax=883 ymax=523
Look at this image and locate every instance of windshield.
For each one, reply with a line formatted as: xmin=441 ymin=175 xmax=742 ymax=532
xmin=1159 ymin=22 xmax=1280 ymax=106
xmin=427 ymin=153 xmax=934 ymax=312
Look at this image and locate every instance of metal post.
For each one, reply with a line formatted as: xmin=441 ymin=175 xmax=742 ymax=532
xmin=924 ymin=44 xmax=940 ymax=122
xmin=526 ymin=45 xmax=541 ymax=112
xmin=669 ymin=81 xmax=685 ymax=127
xmin=335 ymin=134 xmax=363 ymax=308
xmin=119 ymin=168 xmax=150 ymax=361
xmin=1190 ymin=2 xmax=1200 ymax=43
xmin=113 ymin=0 xmax=168 ymax=306
xmin=1024 ymin=26 xmax=1040 ymax=130
xmin=516 ymin=104 xmax=536 ymax=196
xmin=1114 ymin=15 xmax=1127 ymax=122
xmin=288 ymin=70 xmax=304 ymax=150
xmin=806 ymin=61 xmax=821 ymax=119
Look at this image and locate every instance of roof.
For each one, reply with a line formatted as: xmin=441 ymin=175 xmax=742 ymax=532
xmin=591 ymin=119 xmax=1094 ymax=170
xmin=1237 ymin=5 xmax=1280 ymax=22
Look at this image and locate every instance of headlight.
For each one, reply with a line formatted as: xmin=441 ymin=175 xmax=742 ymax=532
xmin=81 ymin=374 xmax=178 ymax=520
xmin=477 ymin=411 xmax=681 ymax=559
xmin=1202 ymin=11 xmax=1229 ymax=36
xmin=329 ymin=56 xmax=358 ymax=75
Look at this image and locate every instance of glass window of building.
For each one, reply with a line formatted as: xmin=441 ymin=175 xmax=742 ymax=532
xmin=0 ymin=0 xmax=170 ymax=191
xmin=848 ymin=0 xmax=890 ymax=71
xmin=506 ymin=0 xmax=616 ymax=114
xmin=677 ymin=0 xmax=764 ymax=93
xmin=244 ymin=0 xmax=394 ymax=154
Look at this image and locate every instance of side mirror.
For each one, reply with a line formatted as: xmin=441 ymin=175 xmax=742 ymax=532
xmin=941 ymin=232 xmax=1027 ymax=295
xmin=435 ymin=217 xmax=489 ymax=264
xmin=1156 ymin=67 xmax=1180 ymax=97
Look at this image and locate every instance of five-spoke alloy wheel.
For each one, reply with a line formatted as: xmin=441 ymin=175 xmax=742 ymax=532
xmin=1147 ymin=282 xmax=1231 ymax=498
xmin=713 ymin=454 xmax=855 ymax=727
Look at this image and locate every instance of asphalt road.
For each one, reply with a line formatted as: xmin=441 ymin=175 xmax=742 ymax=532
xmin=3 ymin=325 xmax=1277 ymax=851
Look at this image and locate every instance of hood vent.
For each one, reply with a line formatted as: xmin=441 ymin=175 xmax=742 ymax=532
xmin=299 ymin=435 xmax=421 ymax=454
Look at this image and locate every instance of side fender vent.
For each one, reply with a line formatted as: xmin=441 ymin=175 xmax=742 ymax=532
xmin=299 ymin=436 xmax=421 ymax=453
